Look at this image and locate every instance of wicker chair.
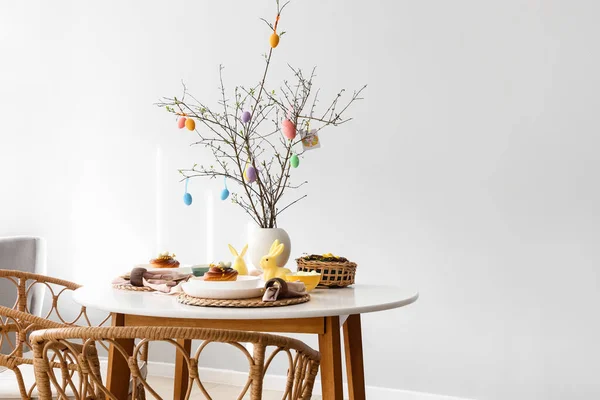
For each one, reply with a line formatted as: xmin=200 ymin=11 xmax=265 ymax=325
xmin=31 ymin=326 xmax=321 ymax=400
xmin=0 ymin=270 xmax=146 ymax=399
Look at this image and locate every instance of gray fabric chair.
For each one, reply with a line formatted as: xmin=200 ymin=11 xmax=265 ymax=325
xmin=0 ymin=236 xmax=45 ymax=398
xmin=0 ymin=237 xmax=42 ymax=272
xmin=0 ymin=237 xmax=45 ymax=310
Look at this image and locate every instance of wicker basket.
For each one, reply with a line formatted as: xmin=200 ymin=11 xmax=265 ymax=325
xmin=296 ymin=255 xmax=357 ymax=288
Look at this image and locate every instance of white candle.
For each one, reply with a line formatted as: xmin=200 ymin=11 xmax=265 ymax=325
xmin=206 ymin=189 xmax=214 ymax=263
xmin=155 ymin=147 xmax=163 ymax=255
xmin=247 ymin=221 xmax=256 ymax=270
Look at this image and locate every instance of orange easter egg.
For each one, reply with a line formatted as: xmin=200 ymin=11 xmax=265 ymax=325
xmin=185 ymin=118 xmax=196 ymax=131
xmin=282 ymin=119 xmax=296 ymax=139
xmin=178 ymin=116 xmax=186 ymax=129
xmin=270 ymin=33 xmax=280 ymax=48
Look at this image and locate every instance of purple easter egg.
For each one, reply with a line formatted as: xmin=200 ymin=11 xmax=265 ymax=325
xmin=246 ymin=165 xmax=257 ymax=183
xmin=241 ymin=111 xmax=251 ymax=123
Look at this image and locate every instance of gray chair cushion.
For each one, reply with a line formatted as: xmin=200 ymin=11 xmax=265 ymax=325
xmin=0 ymin=236 xmax=43 ymax=308
xmin=0 ymin=237 xmax=44 ymax=357
xmin=0 ymin=236 xmax=41 ymax=272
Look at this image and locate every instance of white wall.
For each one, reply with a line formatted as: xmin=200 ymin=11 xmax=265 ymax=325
xmin=1 ymin=1 xmax=599 ymax=399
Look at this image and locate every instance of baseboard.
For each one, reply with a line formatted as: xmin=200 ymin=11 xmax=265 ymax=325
xmin=144 ymin=360 xmax=472 ymax=400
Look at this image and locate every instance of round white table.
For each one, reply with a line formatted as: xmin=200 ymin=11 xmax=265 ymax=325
xmin=74 ymin=284 xmax=418 ymax=400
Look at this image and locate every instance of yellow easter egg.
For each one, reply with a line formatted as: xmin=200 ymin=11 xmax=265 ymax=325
xmin=185 ymin=118 xmax=196 ymax=131
xmin=270 ymin=33 xmax=280 ymax=48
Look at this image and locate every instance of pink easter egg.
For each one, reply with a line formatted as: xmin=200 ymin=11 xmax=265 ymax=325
xmin=178 ymin=116 xmax=186 ymax=129
xmin=282 ymin=119 xmax=296 ymax=140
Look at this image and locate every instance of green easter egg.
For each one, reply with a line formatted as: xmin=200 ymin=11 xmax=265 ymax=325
xmin=290 ymin=154 xmax=300 ymax=168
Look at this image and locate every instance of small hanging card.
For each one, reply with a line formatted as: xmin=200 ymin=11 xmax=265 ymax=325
xmin=300 ymin=129 xmax=321 ymax=151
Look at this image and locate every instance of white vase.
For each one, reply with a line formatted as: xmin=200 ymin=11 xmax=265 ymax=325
xmin=248 ymin=228 xmax=291 ymax=272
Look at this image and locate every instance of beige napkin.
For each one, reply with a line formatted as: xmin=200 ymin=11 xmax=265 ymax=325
xmin=112 ymin=267 xmax=191 ymax=294
xmin=262 ymin=278 xmax=307 ymax=302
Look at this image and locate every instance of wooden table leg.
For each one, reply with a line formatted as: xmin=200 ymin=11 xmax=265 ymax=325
xmin=343 ymin=314 xmax=366 ymax=400
xmin=106 ymin=313 xmax=134 ymax=400
xmin=174 ymin=338 xmax=192 ymax=400
xmin=319 ymin=316 xmax=344 ymax=400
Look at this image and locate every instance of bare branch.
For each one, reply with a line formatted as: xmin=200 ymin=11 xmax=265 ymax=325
xmin=157 ymin=1 xmax=365 ymax=227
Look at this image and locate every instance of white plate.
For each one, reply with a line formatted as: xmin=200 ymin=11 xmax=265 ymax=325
xmin=181 ymin=282 xmax=264 ymax=300
xmin=135 ymin=264 xmax=192 ymax=274
xmin=187 ymin=275 xmax=260 ymax=290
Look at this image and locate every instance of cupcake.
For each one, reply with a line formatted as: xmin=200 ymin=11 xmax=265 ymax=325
xmin=150 ymin=252 xmax=180 ymax=269
xmin=203 ymin=263 xmax=238 ymax=281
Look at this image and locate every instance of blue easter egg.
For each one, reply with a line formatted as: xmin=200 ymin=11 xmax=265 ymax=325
xmin=183 ymin=192 xmax=192 ymax=206
xmin=220 ymin=188 xmax=230 ymax=200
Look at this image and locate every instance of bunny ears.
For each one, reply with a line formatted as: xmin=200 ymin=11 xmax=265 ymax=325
xmin=228 ymin=244 xmax=248 ymax=258
xmin=267 ymin=239 xmax=285 ymax=258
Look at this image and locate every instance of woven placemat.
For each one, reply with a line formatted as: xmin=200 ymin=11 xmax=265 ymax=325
xmin=177 ymin=293 xmax=310 ymax=308
xmin=112 ymin=284 xmax=154 ymax=292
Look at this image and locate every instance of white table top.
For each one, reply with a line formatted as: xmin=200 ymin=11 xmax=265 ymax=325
xmin=73 ymin=284 xmax=418 ymax=320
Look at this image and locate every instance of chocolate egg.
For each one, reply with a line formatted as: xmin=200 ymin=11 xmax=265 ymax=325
xmin=183 ymin=192 xmax=192 ymax=206
xmin=270 ymin=33 xmax=280 ymax=48
xmin=245 ymin=165 xmax=257 ymax=183
xmin=220 ymin=188 xmax=230 ymax=200
xmin=185 ymin=118 xmax=196 ymax=131
xmin=282 ymin=119 xmax=296 ymax=139
xmin=178 ymin=116 xmax=186 ymax=129
xmin=241 ymin=111 xmax=251 ymax=123
xmin=290 ymin=154 xmax=299 ymax=168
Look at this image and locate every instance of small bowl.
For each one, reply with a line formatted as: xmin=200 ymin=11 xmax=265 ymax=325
xmin=190 ymin=265 xmax=211 ymax=277
xmin=284 ymin=273 xmax=321 ymax=292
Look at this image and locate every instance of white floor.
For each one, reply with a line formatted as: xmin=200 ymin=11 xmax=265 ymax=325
xmin=146 ymin=375 xmax=323 ymax=400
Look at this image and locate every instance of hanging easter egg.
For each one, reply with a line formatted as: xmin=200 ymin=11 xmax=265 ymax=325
xmin=183 ymin=178 xmax=193 ymax=205
xmin=185 ymin=118 xmax=196 ymax=131
xmin=220 ymin=177 xmax=230 ymax=200
xmin=270 ymin=33 xmax=280 ymax=48
xmin=178 ymin=116 xmax=186 ymax=129
xmin=245 ymin=165 xmax=257 ymax=183
xmin=183 ymin=192 xmax=192 ymax=206
xmin=241 ymin=111 xmax=251 ymax=123
xmin=220 ymin=187 xmax=230 ymax=200
xmin=290 ymin=154 xmax=299 ymax=168
xmin=282 ymin=119 xmax=296 ymax=140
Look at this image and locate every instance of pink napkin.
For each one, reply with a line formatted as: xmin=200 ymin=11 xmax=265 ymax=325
xmin=113 ymin=268 xmax=191 ymax=294
xmin=262 ymin=278 xmax=307 ymax=302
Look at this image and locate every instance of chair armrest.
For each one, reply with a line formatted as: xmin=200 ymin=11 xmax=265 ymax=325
xmin=0 ymin=305 xmax=66 ymax=330
xmin=0 ymin=322 xmax=20 ymax=333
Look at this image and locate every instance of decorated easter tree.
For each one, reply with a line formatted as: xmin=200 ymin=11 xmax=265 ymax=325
xmin=158 ymin=0 xmax=365 ymax=228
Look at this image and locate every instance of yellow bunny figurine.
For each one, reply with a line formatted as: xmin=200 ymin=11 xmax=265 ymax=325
xmin=260 ymin=239 xmax=291 ymax=281
xmin=228 ymin=243 xmax=249 ymax=275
